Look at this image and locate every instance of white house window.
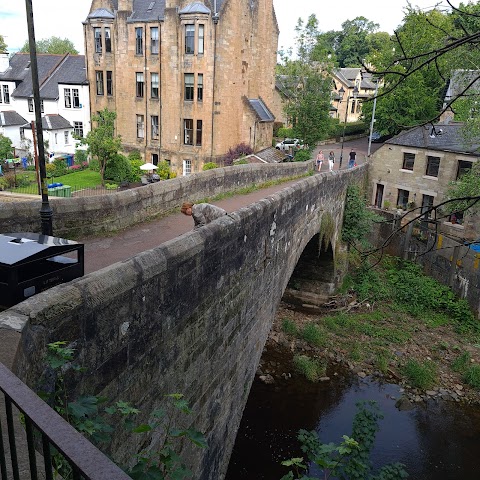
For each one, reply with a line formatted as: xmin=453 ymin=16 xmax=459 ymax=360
xmin=64 ymin=131 xmax=69 ymax=144
xmin=151 ymin=115 xmax=159 ymax=139
xmin=74 ymin=121 xmax=83 ymax=138
xmin=72 ymin=89 xmax=80 ymax=108
xmin=105 ymin=27 xmax=111 ymax=52
xmin=184 ymin=73 xmax=194 ymax=101
xmin=55 ymin=133 xmax=58 ymax=144
xmin=136 ymin=114 xmax=145 ymax=138
xmin=64 ymin=88 xmax=71 ymax=108
xmin=28 ymin=98 xmax=34 ymax=112
xmin=151 ymin=27 xmax=159 ymax=54
xmin=96 ymin=71 xmax=104 ymax=95
xmin=151 ymin=73 xmax=159 ymax=98
xmin=185 ymin=25 xmax=194 ymax=54
xmin=425 ymin=156 xmax=440 ymax=177
xmin=198 ymin=25 xmax=204 ymax=54
xmin=183 ymin=159 xmax=192 ymax=176
xmin=197 ymin=74 xmax=203 ymax=101
xmin=2 ymin=85 xmax=9 ymax=104
xmin=184 ymin=119 xmax=193 ymax=145
xmin=135 ymin=27 xmax=143 ymax=55
xmin=136 ymin=72 xmax=144 ymax=98
xmin=94 ymin=27 xmax=102 ymax=53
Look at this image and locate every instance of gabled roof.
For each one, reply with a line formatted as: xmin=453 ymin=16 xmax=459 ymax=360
xmin=247 ymin=98 xmax=274 ymax=122
xmin=0 ymin=53 xmax=87 ymax=101
xmin=41 ymin=114 xmax=72 ymax=130
xmin=249 ymin=147 xmax=288 ymax=163
xmin=444 ymin=69 xmax=480 ymax=105
xmin=179 ymin=2 xmax=211 ymax=14
xmin=128 ymin=0 xmax=166 ymax=21
xmin=88 ymin=8 xmax=115 ymax=19
xmin=0 ymin=111 xmax=27 ymax=127
xmin=386 ymin=122 xmax=480 ymax=155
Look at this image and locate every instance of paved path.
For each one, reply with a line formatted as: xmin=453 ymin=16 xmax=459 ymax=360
xmin=81 ymin=137 xmax=376 ymax=274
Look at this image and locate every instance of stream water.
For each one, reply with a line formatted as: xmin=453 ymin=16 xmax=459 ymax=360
xmin=225 ymin=344 xmax=480 ymax=480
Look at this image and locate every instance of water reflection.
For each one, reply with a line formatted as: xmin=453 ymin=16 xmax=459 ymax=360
xmin=226 ymin=345 xmax=480 ymax=480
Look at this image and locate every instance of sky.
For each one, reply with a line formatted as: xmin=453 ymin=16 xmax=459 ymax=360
xmin=1 ymin=0 xmax=462 ymax=55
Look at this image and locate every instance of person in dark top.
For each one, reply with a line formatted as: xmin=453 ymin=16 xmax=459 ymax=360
xmin=348 ymin=149 xmax=356 ymax=169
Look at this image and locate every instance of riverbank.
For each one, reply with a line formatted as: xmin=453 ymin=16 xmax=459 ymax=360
xmin=258 ymin=299 xmax=480 ymax=406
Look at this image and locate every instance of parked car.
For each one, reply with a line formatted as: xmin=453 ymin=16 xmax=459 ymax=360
xmin=275 ymin=138 xmax=301 ymax=151
xmin=371 ymin=132 xmax=393 ymax=143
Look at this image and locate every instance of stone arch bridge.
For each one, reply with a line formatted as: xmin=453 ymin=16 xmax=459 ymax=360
xmin=1 ymin=166 xmax=366 ymax=479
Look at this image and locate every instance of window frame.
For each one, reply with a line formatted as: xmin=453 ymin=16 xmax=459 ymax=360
xmin=402 ymin=152 xmax=415 ymax=171
xmin=105 ymin=27 xmax=112 ymax=53
xmin=185 ymin=25 xmax=195 ymax=54
xmin=136 ymin=114 xmax=145 ymax=138
xmin=456 ymin=160 xmax=473 ymax=180
xmin=64 ymin=130 xmax=69 ymax=145
xmin=396 ymin=189 xmax=409 ymax=209
xmin=151 ymin=115 xmax=159 ymax=140
xmin=136 ymin=72 xmax=144 ymax=98
xmin=73 ymin=121 xmax=84 ymax=138
xmin=135 ymin=27 xmax=144 ymax=55
xmin=72 ymin=89 xmax=80 ymax=108
xmin=2 ymin=85 xmax=9 ymax=104
xmin=425 ymin=155 xmax=440 ymax=177
xmin=421 ymin=194 xmax=434 ymax=219
xmin=94 ymin=27 xmax=102 ymax=54
xmin=184 ymin=73 xmax=194 ymax=101
xmin=64 ymin=88 xmax=72 ymax=108
xmin=150 ymin=27 xmax=159 ymax=54
xmin=198 ymin=24 xmax=204 ymax=54
xmin=184 ymin=119 xmax=193 ymax=145
xmin=183 ymin=159 xmax=192 ymax=176
xmin=96 ymin=71 xmax=104 ymax=95
xmin=151 ymin=73 xmax=159 ymax=98
xmin=106 ymin=71 xmax=113 ymax=96
xmin=196 ymin=120 xmax=202 ymax=146
xmin=197 ymin=73 xmax=203 ymax=101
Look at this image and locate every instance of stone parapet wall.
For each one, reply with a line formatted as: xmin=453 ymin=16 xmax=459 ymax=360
xmin=0 ymin=162 xmax=313 ymax=238
xmin=1 ymin=167 xmax=366 ymax=479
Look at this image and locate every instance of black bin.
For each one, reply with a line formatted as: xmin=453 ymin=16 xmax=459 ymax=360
xmin=0 ymin=232 xmax=84 ymax=310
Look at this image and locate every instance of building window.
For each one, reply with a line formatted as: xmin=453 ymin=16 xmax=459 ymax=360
xmin=64 ymin=131 xmax=69 ymax=144
xmin=183 ymin=159 xmax=192 ymax=176
xmin=456 ymin=160 xmax=473 ymax=179
xmin=425 ymin=155 xmax=440 ymax=177
xmin=402 ymin=152 xmax=415 ymax=170
xmin=96 ymin=71 xmax=104 ymax=95
xmin=2 ymin=85 xmax=9 ymax=104
xmin=184 ymin=119 xmax=193 ymax=145
xmin=136 ymin=72 xmax=144 ymax=98
xmin=151 ymin=153 xmax=159 ymax=165
xmin=135 ymin=27 xmax=143 ymax=55
xmin=421 ymin=194 xmax=434 ymax=219
xmin=136 ymin=114 xmax=145 ymax=138
xmin=94 ymin=27 xmax=102 ymax=53
xmin=196 ymin=120 xmax=202 ymax=146
xmin=28 ymin=98 xmax=33 ymax=112
xmin=198 ymin=25 xmax=204 ymax=54
xmin=151 ymin=27 xmax=159 ymax=54
xmin=55 ymin=133 xmax=58 ymax=145
xmin=72 ymin=89 xmax=80 ymax=108
xmin=184 ymin=73 xmax=194 ymax=101
xmin=449 ymin=211 xmax=464 ymax=225
xmin=74 ymin=121 xmax=84 ymax=138
xmin=151 ymin=115 xmax=159 ymax=139
xmin=397 ymin=189 xmax=409 ymax=209
xmin=151 ymin=73 xmax=159 ymax=98
xmin=185 ymin=25 xmax=195 ymax=54
xmin=64 ymin=88 xmax=71 ymax=108
xmin=106 ymin=71 xmax=113 ymax=95
xmin=105 ymin=27 xmax=111 ymax=52
xmin=197 ymin=74 xmax=203 ymax=101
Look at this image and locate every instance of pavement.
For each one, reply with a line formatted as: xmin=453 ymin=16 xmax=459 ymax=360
xmin=81 ymin=137 xmax=377 ymax=274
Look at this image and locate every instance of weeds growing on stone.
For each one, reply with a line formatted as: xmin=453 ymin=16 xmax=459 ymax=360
xmin=452 ymin=352 xmax=471 ymax=373
xmin=293 ymin=355 xmax=326 ymax=382
xmin=282 ymin=318 xmax=298 ymax=336
xmin=301 ymin=322 xmax=325 ymax=347
xmin=403 ymin=359 xmax=437 ymax=389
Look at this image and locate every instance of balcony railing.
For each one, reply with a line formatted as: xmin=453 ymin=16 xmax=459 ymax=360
xmin=0 ymin=362 xmax=131 ymax=480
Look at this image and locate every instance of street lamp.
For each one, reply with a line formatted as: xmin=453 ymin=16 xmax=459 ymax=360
xmin=338 ymin=85 xmax=359 ymax=169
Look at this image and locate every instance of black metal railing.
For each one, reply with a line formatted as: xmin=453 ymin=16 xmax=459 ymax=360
xmin=0 ymin=362 xmax=131 ymax=480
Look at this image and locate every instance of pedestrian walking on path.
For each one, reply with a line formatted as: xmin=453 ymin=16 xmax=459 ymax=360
xmin=181 ymin=202 xmax=227 ymax=229
xmin=328 ymin=151 xmax=335 ymax=172
xmin=316 ymin=150 xmax=324 ymax=172
xmin=348 ymin=149 xmax=356 ymax=169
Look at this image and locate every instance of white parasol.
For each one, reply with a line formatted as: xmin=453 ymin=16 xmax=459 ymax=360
xmin=139 ymin=162 xmax=158 ymax=171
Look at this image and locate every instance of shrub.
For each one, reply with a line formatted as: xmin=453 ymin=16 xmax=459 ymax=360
xmin=104 ymin=154 xmax=131 ymax=183
xmin=294 ymin=149 xmax=311 ymax=162
xmin=105 ymin=183 xmax=118 ymax=190
xmin=464 ymin=365 xmax=480 ymax=389
xmin=45 ymin=163 xmax=55 ymax=177
xmin=156 ymin=160 xmax=175 ymax=180
xmin=452 ymin=352 xmax=471 ymax=373
xmin=88 ymin=158 xmax=101 ymax=172
xmin=128 ymin=159 xmax=143 ymax=183
xmin=277 ymin=127 xmax=293 ymax=139
xmin=281 ymin=318 xmax=297 ymax=336
xmin=74 ymin=149 xmax=88 ymax=165
xmin=53 ymin=158 xmax=67 ymax=176
xmin=0 ymin=177 xmax=8 ymax=190
xmin=403 ymin=359 xmax=437 ymax=389
xmin=128 ymin=150 xmax=142 ymax=162
xmin=203 ymin=162 xmax=218 ymax=170
xmin=69 ymin=165 xmax=82 ymax=171
xmin=293 ymin=355 xmax=326 ymax=382
xmin=223 ymin=143 xmax=253 ymax=166
xmin=301 ymin=322 xmax=325 ymax=347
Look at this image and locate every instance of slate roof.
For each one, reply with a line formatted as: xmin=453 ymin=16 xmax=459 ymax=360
xmin=0 ymin=111 xmax=27 ymax=127
xmin=247 ymin=98 xmax=274 ymax=122
xmin=128 ymin=0 xmax=167 ymax=21
xmin=41 ymin=114 xmax=72 ymax=130
xmin=251 ymin=147 xmax=289 ymax=163
xmin=179 ymin=2 xmax=211 ymax=14
xmin=444 ymin=70 xmax=480 ymax=105
xmin=0 ymin=53 xmax=87 ymax=100
xmin=88 ymin=8 xmax=115 ymax=19
xmin=386 ymin=123 xmax=480 ymax=155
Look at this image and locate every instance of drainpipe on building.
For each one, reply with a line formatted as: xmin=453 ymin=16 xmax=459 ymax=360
xmin=159 ymin=22 xmax=162 ymax=162
xmin=143 ymin=24 xmax=148 ymax=160
xmin=210 ymin=11 xmax=219 ymax=162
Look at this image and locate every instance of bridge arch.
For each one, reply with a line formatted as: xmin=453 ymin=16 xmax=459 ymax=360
xmin=2 ymin=168 xmax=367 ymax=479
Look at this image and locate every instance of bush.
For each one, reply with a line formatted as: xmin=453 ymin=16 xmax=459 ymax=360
xmin=105 ymin=183 xmax=118 ymax=190
xmin=464 ymin=365 xmax=480 ymax=389
xmin=128 ymin=150 xmax=142 ymax=162
xmin=223 ymin=143 xmax=253 ymax=166
xmin=88 ymin=158 xmax=100 ymax=172
xmin=128 ymin=159 xmax=143 ymax=183
xmin=281 ymin=318 xmax=297 ymax=336
xmin=45 ymin=163 xmax=55 ymax=177
xmin=403 ymin=359 xmax=437 ymax=389
xmin=156 ymin=160 xmax=175 ymax=180
xmin=0 ymin=177 xmax=9 ymax=190
xmin=293 ymin=355 xmax=326 ymax=382
xmin=277 ymin=127 xmax=293 ymax=139
xmin=53 ymin=158 xmax=67 ymax=176
xmin=74 ymin=149 xmax=88 ymax=165
xmin=301 ymin=322 xmax=325 ymax=347
xmin=104 ymin=154 xmax=131 ymax=183
xmin=294 ymin=149 xmax=311 ymax=162
xmin=202 ymin=162 xmax=218 ymax=170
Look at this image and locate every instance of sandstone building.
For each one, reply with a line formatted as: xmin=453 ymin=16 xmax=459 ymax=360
xmin=84 ymin=0 xmax=278 ymax=175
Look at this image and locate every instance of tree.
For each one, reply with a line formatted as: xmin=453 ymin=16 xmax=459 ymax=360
xmin=446 ymin=162 xmax=480 ymax=216
xmin=81 ymin=109 xmax=122 ymax=184
xmin=0 ymin=35 xmax=7 ymax=53
xmin=20 ymin=36 xmax=78 ymax=55
xmin=0 ymin=134 xmax=13 ymax=160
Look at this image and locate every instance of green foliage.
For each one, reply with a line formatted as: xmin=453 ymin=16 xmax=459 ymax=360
xmin=20 ymin=36 xmax=78 ymax=54
xmin=277 ymin=127 xmax=294 ymax=139
xmin=281 ymin=401 xmax=408 ymax=480
xmin=104 ymin=153 xmax=131 ymax=183
xmin=446 ymin=162 xmax=480 ymax=216
xmin=464 ymin=365 xmax=480 ymax=389
xmin=129 ymin=159 xmax=143 ymax=183
xmin=452 ymin=351 xmax=471 ymax=373
xmin=156 ymin=160 xmax=176 ymax=180
xmin=128 ymin=150 xmax=142 ymax=162
xmin=0 ymin=34 xmax=7 ymax=53
xmin=105 ymin=183 xmax=118 ymax=190
xmin=402 ymin=359 xmax=437 ymax=389
xmin=293 ymin=149 xmax=311 ymax=162
xmin=293 ymin=355 xmax=326 ymax=382
xmin=202 ymin=162 xmax=218 ymax=170
xmin=342 ymin=185 xmax=383 ymax=247
xmin=282 ymin=318 xmax=298 ymax=336
xmin=0 ymin=134 xmax=13 ymax=160
xmin=74 ymin=149 xmax=88 ymax=165
xmin=301 ymin=322 xmax=325 ymax=347
xmin=53 ymin=158 xmax=67 ymax=176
